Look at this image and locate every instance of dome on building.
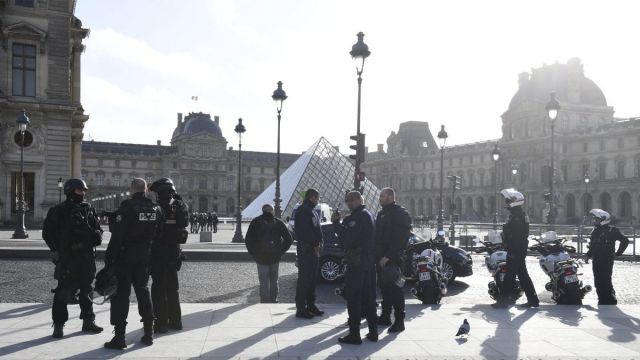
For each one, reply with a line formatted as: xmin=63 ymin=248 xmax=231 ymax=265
xmin=171 ymin=112 xmax=223 ymax=141
xmin=508 ymin=58 xmax=607 ymax=111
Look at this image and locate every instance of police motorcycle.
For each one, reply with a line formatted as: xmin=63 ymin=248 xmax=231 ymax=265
xmin=474 ymin=230 xmax=523 ymax=302
xmin=529 ymin=231 xmax=591 ymax=305
xmin=408 ymin=230 xmax=448 ymax=304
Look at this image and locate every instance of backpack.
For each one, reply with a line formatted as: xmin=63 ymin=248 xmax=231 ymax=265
xmin=258 ymin=218 xmax=281 ymax=256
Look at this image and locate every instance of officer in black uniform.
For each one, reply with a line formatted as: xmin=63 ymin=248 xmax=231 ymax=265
xmin=374 ymin=188 xmax=411 ymax=333
xmin=43 ymin=179 xmax=104 ymax=338
xmin=294 ymin=188 xmax=324 ymax=319
xmin=586 ymin=209 xmax=629 ymax=305
xmin=149 ymin=178 xmax=189 ymax=333
xmin=332 ymin=191 xmax=377 ymax=344
xmin=104 ymin=178 xmax=163 ymax=349
xmin=496 ymin=188 xmax=539 ymax=308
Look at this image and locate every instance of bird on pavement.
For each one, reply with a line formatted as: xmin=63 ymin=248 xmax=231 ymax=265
xmin=456 ymin=319 xmax=470 ymax=337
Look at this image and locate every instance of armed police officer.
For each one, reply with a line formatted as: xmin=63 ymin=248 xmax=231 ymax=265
xmin=43 ymin=179 xmax=104 ymax=338
xmin=294 ymin=188 xmax=324 ymax=319
xmin=149 ymin=178 xmax=189 ymax=333
xmin=586 ymin=209 xmax=629 ymax=305
xmin=104 ymin=178 xmax=163 ymax=349
xmin=332 ymin=191 xmax=378 ymax=344
xmin=495 ymin=188 xmax=539 ymax=308
xmin=375 ymin=188 xmax=411 ymax=333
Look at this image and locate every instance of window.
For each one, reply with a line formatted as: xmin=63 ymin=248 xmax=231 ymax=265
xmin=146 ymin=176 xmax=153 ymax=185
xmin=617 ymin=161 xmax=625 ymax=179
xmin=583 ymin=143 xmax=588 ymax=152
xmin=113 ymin=175 xmax=120 ymax=187
xmin=97 ymin=174 xmax=104 ymax=186
xmin=599 ymin=140 xmax=605 ymax=151
xmin=582 ymin=163 xmax=589 ymax=177
xmin=562 ymin=144 xmax=568 ymax=154
xmin=15 ymin=0 xmax=35 ymax=7
xmin=561 ymin=165 xmax=568 ymax=182
xmin=199 ymin=177 xmax=207 ymax=189
xmin=636 ymin=159 xmax=640 ymax=177
xmin=598 ymin=163 xmax=606 ymax=181
xmin=12 ymin=43 xmax=36 ymax=97
xmin=618 ymin=138 xmax=624 ymax=149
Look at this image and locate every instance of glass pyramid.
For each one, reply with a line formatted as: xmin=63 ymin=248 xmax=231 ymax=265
xmin=242 ymin=137 xmax=381 ymax=219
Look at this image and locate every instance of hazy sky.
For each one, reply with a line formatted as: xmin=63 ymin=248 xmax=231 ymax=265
xmin=77 ymin=0 xmax=640 ymax=154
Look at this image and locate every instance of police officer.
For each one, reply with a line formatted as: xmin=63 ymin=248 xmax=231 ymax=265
xmin=43 ymin=179 xmax=104 ymax=338
xmin=104 ymin=178 xmax=163 ymax=349
xmin=149 ymin=178 xmax=189 ymax=333
xmin=332 ymin=191 xmax=377 ymax=344
xmin=495 ymin=188 xmax=539 ymax=308
xmin=294 ymin=188 xmax=324 ymax=319
xmin=586 ymin=209 xmax=629 ymax=305
xmin=374 ymin=188 xmax=411 ymax=333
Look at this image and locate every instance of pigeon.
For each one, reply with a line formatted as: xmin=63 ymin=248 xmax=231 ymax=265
xmin=456 ymin=319 xmax=470 ymax=337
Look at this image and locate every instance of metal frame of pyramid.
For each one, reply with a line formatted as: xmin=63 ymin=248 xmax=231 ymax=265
xmin=242 ymin=137 xmax=381 ymax=219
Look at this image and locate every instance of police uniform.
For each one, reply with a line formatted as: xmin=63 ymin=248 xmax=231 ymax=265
xmin=294 ymin=199 xmax=324 ymax=316
xmin=334 ymin=205 xmax=377 ymax=342
xmin=43 ymin=194 xmax=103 ymax=336
xmin=105 ymin=192 xmax=163 ymax=347
xmin=151 ymin=192 xmax=189 ymax=332
xmin=587 ymin=224 xmax=629 ymax=305
xmin=374 ymin=202 xmax=411 ymax=331
xmin=501 ymin=206 xmax=539 ymax=305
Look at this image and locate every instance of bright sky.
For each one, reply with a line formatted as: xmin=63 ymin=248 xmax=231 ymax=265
xmin=77 ymin=0 xmax=640 ymax=154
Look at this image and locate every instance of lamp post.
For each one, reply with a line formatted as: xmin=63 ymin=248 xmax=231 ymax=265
xmin=57 ymin=178 xmax=63 ymax=203
xmin=511 ymin=165 xmax=518 ymax=186
xmin=546 ymin=92 xmax=560 ymax=228
xmin=12 ymin=110 xmax=30 ymax=239
xmin=232 ymin=118 xmax=246 ymax=243
xmin=491 ymin=143 xmax=500 ymax=229
xmin=349 ymin=32 xmax=370 ymax=192
xmin=583 ymin=172 xmax=590 ymax=218
xmin=436 ymin=125 xmax=448 ymax=236
xmin=447 ymin=175 xmax=461 ymax=244
xmin=272 ymin=81 xmax=287 ymax=218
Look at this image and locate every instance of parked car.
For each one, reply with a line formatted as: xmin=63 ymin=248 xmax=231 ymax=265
xmin=315 ymin=224 xmax=473 ymax=284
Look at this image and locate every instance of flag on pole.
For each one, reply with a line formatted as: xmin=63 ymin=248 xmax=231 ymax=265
xmin=191 ymin=96 xmax=198 ymax=101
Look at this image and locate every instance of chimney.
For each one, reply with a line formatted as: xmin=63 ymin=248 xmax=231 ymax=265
xmin=377 ymin=144 xmax=384 ymax=153
xmin=157 ymin=140 xmax=162 ymax=146
xmin=228 ymin=146 xmax=233 ymax=151
xmin=518 ymin=72 xmax=530 ymax=88
xmin=177 ymin=112 xmax=183 ymax=125
xmin=214 ymin=115 xmax=220 ymax=124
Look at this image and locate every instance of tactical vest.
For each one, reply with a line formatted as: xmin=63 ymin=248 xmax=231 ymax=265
xmin=127 ymin=198 xmax=160 ymax=246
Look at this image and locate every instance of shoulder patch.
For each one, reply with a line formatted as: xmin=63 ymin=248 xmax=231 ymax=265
xmin=115 ymin=214 xmax=122 ymax=222
xmin=348 ymin=220 xmax=356 ymax=228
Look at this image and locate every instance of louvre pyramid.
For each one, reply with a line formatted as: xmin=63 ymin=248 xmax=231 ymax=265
xmin=242 ymin=137 xmax=381 ymax=219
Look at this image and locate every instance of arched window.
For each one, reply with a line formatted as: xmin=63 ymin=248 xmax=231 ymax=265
xmin=619 ymin=192 xmax=632 ymax=220
xmin=565 ymin=193 xmax=576 ymax=220
xmin=599 ymin=192 xmax=612 ymax=213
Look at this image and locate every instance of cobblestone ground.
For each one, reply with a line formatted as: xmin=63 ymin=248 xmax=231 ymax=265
xmin=1 ymin=256 xmax=639 ymax=305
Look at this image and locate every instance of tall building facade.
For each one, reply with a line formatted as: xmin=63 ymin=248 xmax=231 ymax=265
xmin=364 ymin=59 xmax=639 ymax=225
xmin=0 ymin=0 xmax=88 ymax=224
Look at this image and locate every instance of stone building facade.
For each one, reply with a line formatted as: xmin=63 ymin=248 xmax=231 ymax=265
xmin=82 ymin=112 xmax=299 ymax=216
xmin=363 ymin=59 xmax=640 ymax=225
xmin=0 ymin=0 xmax=88 ymax=224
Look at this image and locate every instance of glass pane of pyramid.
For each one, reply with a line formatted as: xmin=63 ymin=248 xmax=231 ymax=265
xmin=242 ymin=137 xmax=381 ymax=219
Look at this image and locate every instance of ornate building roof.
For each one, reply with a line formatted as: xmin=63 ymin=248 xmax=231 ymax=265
xmin=171 ymin=112 xmax=223 ymax=141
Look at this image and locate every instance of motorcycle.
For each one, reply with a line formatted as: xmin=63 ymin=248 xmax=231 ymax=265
xmin=529 ymin=231 xmax=592 ymax=305
xmin=409 ymin=231 xmax=448 ymax=304
xmin=474 ymin=231 xmax=523 ymax=301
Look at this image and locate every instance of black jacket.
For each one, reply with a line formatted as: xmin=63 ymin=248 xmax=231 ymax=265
xmin=374 ymin=202 xmax=411 ymax=265
xmin=152 ymin=194 xmax=189 ymax=263
xmin=334 ymin=205 xmax=376 ymax=270
xmin=245 ymin=213 xmax=293 ymax=265
xmin=587 ymin=224 xmax=629 ymax=258
xmin=502 ymin=206 xmax=530 ymax=255
xmin=294 ymin=200 xmax=323 ymax=256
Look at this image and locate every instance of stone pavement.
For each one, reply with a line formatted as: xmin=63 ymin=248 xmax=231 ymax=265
xmin=0 ymin=303 xmax=639 ymax=359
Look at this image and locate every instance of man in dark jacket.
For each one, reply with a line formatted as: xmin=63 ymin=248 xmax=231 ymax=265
xmin=245 ymin=204 xmax=293 ymax=303
xmin=333 ymin=191 xmax=378 ymax=344
xmin=294 ymin=188 xmax=324 ymax=318
xmin=212 ymin=212 xmax=219 ymax=233
xmin=104 ymin=178 xmax=163 ymax=349
xmin=42 ymin=179 xmax=104 ymax=338
xmin=375 ymin=188 xmax=412 ymax=333
xmin=586 ymin=209 xmax=629 ymax=305
xmin=496 ymin=188 xmax=539 ymax=308
xmin=149 ymin=178 xmax=189 ymax=333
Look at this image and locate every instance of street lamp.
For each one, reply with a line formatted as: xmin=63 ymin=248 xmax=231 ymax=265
xmin=511 ymin=165 xmax=518 ymax=186
xmin=232 ymin=118 xmax=246 ymax=243
xmin=491 ymin=143 xmax=500 ymax=229
xmin=583 ymin=172 xmax=590 ymax=217
xmin=436 ymin=125 xmax=448 ymax=237
xmin=546 ymin=91 xmax=560 ymax=228
xmin=350 ymin=32 xmax=370 ymax=192
xmin=58 ymin=178 xmax=64 ymax=204
xmin=272 ymin=81 xmax=287 ymax=218
xmin=12 ymin=110 xmax=30 ymax=239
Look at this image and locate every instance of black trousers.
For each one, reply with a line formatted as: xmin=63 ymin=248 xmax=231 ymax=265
xmin=295 ymin=253 xmax=318 ymax=311
xmin=110 ymin=260 xmax=154 ymax=326
xmin=593 ymin=254 xmax=617 ymax=305
xmin=52 ymin=280 xmax=94 ymax=324
xmin=151 ymin=261 xmax=182 ymax=326
xmin=345 ymin=267 xmax=377 ymax=333
xmin=376 ymin=264 xmax=405 ymax=315
xmin=503 ymin=252 xmax=538 ymax=304
xmin=213 ymin=224 xmax=218 ymax=233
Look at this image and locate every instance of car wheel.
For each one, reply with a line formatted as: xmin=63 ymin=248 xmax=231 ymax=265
xmin=318 ymin=257 xmax=342 ymax=283
xmin=441 ymin=260 xmax=457 ymax=284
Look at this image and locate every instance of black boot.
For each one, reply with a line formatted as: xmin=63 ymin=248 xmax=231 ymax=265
xmin=154 ymin=322 xmax=168 ymax=334
xmin=366 ymin=323 xmax=378 ymax=342
xmin=338 ymin=319 xmax=362 ymax=345
xmin=52 ymin=323 xmax=64 ymax=339
xmin=388 ymin=311 xmax=405 ymax=333
xmin=308 ymin=304 xmax=324 ymax=316
xmin=104 ymin=324 xmax=126 ymax=350
xmin=167 ymin=320 xmax=183 ymax=331
xmin=141 ymin=322 xmax=154 ymax=346
xmin=377 ymin=309 xmax=392 ymax=326
xmin=82 ymin=319 xmax=104 ymax=333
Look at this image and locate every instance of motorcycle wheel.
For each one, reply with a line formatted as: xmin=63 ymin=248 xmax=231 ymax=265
xmin=558 ymin=282 xmax=583 ymax=305
xmin=419 ymin=280 xmax=439 ymax=304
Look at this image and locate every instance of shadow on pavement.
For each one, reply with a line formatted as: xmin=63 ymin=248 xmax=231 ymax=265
xmin=587 ymin=305 xmax=640 ymax=343
xmin=0 ymin=303 xmax=49 ymax=319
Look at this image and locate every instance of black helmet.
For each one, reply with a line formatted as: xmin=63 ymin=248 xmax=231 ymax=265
xmin=63 ymin=178 xmax=88 ymax=196
xmin=89 ymin=267 xmax=118 ymax=305
xmin=149 ymin=177 xmax=176 ymax=194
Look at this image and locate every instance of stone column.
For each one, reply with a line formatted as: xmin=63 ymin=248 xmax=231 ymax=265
xmin=71 ymin=126 xmax=83 ymax=178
